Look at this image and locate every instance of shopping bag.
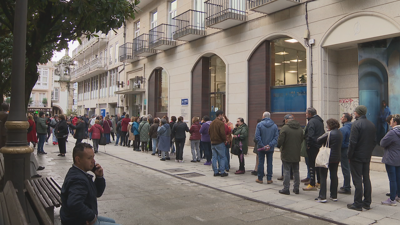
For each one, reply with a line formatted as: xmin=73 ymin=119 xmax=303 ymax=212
xmin=315 ymin=132 xmax=331 ymax=168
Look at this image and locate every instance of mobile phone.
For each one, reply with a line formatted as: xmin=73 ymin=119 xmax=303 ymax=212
xmin=91 ymin=161 xmax=98 ymax=173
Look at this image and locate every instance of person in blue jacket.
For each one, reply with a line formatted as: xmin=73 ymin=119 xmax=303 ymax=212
xmin=338 ymin=113 xmax=352 ymax=194
xmin=255 ymin=111 xmax=279 ymax=184
xmin=60 ymin=143 xmax=120 ymax=225
xmin=131 ymin=117 xmax=140 ymax=151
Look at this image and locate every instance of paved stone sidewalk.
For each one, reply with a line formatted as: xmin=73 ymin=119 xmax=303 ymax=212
xmin=33 ymin=140 xmax=331 ymax=225
xmin=85 ymin=141 xmax=399 ymax=225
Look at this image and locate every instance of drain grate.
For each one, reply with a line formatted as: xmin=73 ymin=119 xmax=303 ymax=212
xmin=176 ymin=172 xmax=205 ymax=178
xmin=165 ymin=168 xmax=188 ymax=173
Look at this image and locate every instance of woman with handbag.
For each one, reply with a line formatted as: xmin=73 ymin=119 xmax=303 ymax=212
xmin=232 ymin=118 xmax=249 ymax=174
xmin=89 ymin=119 xmax=104 ymax=153
xmin=316 ymin=118 xmax=342 ymax=203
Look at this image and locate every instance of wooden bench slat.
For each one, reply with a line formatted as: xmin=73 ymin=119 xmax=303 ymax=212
xmin=30 ymin=180 xmax=51 ymax=208
xmin=47 ymin=177 xmax=62 ymax=198
xmin=43 ymin=179 xmax=61 ymax=206
xmin=37 ymin=179 xmax=59 ymax=207
xmin=49 ymin=177 xmax=61 ymax=191
xmin=3 ymin=181 xmax=28 ymax=225
xmin=24 ymin=180 xmax=53 ymax=225
xmin=0 ymin=194 xmax=10 ymax=225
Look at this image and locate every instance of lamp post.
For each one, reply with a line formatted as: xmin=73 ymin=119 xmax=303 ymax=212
xmin=0 ymin=0 xmax=32 ymax=214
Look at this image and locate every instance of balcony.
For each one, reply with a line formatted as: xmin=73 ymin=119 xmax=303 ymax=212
xmin=149 ymin=24 xmax=177 ymax=51
xmin=119 ymin=43 xmax=140 ymax=63
xmin=133 ymin=34 xmax=157 ymax=57
xmin=248 ymin=0 xmax=302 ymax=14
xmin=205 ymin=0 xmax=247 ymax=29
xmin=71 ymin=57 xmax=107 ymax=82
xmin=72 ymin=33 xmax=107 ymax=60
xmin=172 ymin=10 xmax=206 ymax=42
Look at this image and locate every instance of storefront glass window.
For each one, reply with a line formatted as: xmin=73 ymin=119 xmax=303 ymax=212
xmin=210 ymin=55 xmax=226 ymax=120
xmin=159 ymin=69 xmax=168 ymax=112
xmin=272 ymin=38 xmax=307 ymax=86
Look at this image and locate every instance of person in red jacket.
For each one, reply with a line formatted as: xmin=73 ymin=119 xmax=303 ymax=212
xmin=88 ymin=119 xmax=104 ymax=153
xmin=121 ymin=114 xmax=131 ymax=146
xmin=189 ymin=117 xmax=202 ymax=162
xmin=103 ymin=116 xmax=112 ymax=144
xmin=27 ymin=115 xmax=38 ymax=149
xmin=72 ymin=116 xmax=78 ymax=126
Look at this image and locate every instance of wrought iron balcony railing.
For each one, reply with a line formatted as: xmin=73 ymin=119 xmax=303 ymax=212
xmin=71 ymin=57 xmax=107 ymax=82
xmin=119 ymin=42 xmax=140 ymax=63
xmin=205 ymin=0 xmax=247 ymax=29
xmin=248 ymin=0 xmax=302 ymax=14
xmin=172 ymin=10 xmax=206 ymax=42
xmin=133 ymin=34 xmax=157 ymax=57
xmin=149 ymin=24 xmax=177 ymax=50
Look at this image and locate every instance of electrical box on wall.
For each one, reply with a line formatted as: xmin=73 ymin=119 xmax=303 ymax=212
xmin=309 ymin=39 xmax=315 ymax=45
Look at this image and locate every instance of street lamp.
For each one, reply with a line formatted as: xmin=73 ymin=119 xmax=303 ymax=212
xmin=0 ymin=0 xmax=32 ymax=216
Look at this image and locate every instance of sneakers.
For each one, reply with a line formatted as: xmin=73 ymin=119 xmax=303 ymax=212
xmin=330 ymin=197 xmax=338 ymax=202
xmin=381 ymin=198 xmax=397 ymax=206
xmin=267 ymin=180 xmax=273 ymax=184
xmin=179 ymin=160 xmax=184 ymax=163
xmin=160 ymin=158 xmax=166 ymax=161
xmin=316 ymin=198 xmax=327 ymax=203
xmin=204 ymin=161 xmax=211 ymax=165
xmin=221 ymin=172 xmax=229 ymax=177
xmin=255 ymin=179 xmax=263 ymax=184
xmin=303 ymin=184 xmax=317 ymax=191
xmin=347 ymin=203 xmax=362 ymax=211
xmin=214 ymin=173 xmax=221 ymax=177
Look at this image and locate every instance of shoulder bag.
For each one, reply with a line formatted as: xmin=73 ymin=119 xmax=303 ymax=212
xmin=315 ymin=132 xmax=331 ymax=168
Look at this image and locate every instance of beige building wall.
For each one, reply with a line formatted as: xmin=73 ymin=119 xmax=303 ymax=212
xmin=31 ymin=62 xmax=54 ymax=111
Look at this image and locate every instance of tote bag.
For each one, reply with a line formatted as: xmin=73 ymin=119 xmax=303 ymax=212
xmin=315 ymin=132 xmax=331 ymax=168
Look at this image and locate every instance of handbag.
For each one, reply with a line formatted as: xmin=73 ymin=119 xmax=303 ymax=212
xmin=315 ymin=132 xmax=331 ymax=168
xmin=231 ymin=141 xmax=241 ymax=155
xmin=99 ymin=134 xmax=107 ymax=146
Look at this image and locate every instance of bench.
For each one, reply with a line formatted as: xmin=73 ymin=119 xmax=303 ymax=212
xmin=0 ymin=181 xmax=28 ymax=225
xmin=24 ymin=178 xmax=61 ymax=224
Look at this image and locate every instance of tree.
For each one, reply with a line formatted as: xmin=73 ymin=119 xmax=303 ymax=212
xmin=0 ymin=0 xmax=139 ymax=105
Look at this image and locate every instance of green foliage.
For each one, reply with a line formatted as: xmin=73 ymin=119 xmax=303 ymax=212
xmin=29 ymin=97 xmax=33 ymax=104
xmin=0 ymin=0 xmax=139 ymax=106
xmin=66 ymin=109 xmax=78 ymax=116
xmin=42 ymin=98 xmax=48 ymax=105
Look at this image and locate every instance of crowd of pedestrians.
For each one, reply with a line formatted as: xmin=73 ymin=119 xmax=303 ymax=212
xmin=5 ymin=100 xmax=399 ymax=212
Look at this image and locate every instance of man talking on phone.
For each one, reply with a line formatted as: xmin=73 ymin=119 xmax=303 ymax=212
xmin=60 ymin=143 xmax=120 ymax=225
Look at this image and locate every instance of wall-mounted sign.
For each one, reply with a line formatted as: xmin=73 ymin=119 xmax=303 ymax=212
xmin=181 ymin=98 xmax=189 ymax=106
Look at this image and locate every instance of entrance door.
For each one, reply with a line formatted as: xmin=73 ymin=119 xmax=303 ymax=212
xmin=359 ymin=90 xmax=379 ymax=128
xmin=210 ymin=92 xmax=225 ymax=121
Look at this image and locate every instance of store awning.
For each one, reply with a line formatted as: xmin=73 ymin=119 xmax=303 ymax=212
xmin=114 ymin=88 xmax=145 ymax=95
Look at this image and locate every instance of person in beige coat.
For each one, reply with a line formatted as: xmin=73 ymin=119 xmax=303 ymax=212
xmin=127 ymin=117 xmax=135 ymax=149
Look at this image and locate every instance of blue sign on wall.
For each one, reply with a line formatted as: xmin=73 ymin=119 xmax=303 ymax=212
xmin=181 ymin=98 xmax=189 ymax=106
xmin=100 ymin=109 xmax=106 ymax=117
xmin=271 ymin=86 xmax=307 ymax=113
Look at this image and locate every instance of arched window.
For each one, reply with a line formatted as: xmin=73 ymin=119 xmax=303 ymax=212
xmin=148 ymin=68 xmax=168 ymax=118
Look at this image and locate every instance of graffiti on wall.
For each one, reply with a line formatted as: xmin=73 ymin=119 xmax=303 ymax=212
xmin=339 ymin=98 xmax=359 ymax=118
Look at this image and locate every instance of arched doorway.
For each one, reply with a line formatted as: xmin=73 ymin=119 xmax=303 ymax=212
xmin=358 ymin=58 xmax=388 ymax=143
xmin=247 ymin=37 xmax=307 ymax=141
xmin=52 ymin=105 xmax=63 ymax=116
xmin=191 ymin=54 xmax=226 ymax=121
xmin=148 ymin=68 xmax=169 ymax=118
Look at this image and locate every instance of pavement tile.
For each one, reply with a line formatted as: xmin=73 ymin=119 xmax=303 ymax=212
xmin=322 ymin=208 xmax=360 ymax=220
xmin=376 ymin=218 xmax=400 ymax=225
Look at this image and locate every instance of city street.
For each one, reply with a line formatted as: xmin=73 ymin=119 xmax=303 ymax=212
xmin=36 ymin=137 xmax=397 ymax=225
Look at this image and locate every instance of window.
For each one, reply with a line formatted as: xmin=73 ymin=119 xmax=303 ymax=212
xmin=115 ymin=42 xmax=119 ymax=63
xmin=150 ymin=10 xmax=158 ymax=29
xmin=35 ymin=68 xmax=49 ymax=88
xmin=109 ymin=69 xmax=117 ymax=96
xmin=168 ymin=1 xmax=177 ymax=39
xmin=52 ymin=88 xmax=59 ymax=101
xmin=159 ymin=70 xmax=169 ymax=112
xmin=193 ymin=0 xmax=205 ymax=29
xmin=209 ymin=55 xmax=226 ymax=119
xmin=39 ymin=93 xmax=46 ymax=106
xmin=194 ymin=0 xmax=204 ymax=11
xmin=230 ymin=0 xmax=246 ymax=13
xmin=134 ymin=21 xmax=140 ymax=38
xmin=91 ymin=76 xmax=98 ymax=99
xmin=104 ymin=49 xmax=107 ymax=65
xmin=109 ymin=45 xmax=113 ymax=65
xmin=272 ymin=38 xmax=307 ymax=86
xmin=99 ymin=73 xmax=108 ymax=98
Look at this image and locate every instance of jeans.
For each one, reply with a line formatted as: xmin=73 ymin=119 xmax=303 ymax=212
xmin=52 ymin=129 xmax=58 ymax=143
xmin=93 ymin=139 xmax=100 ymax=153
xmin=105 ymin=133 xmax=110 ymax=144
xmin=191 ymin=140 xmax=200 ymax=161
xmin=152 ymin=138 xmax=158 ymax=154
xmin=94 ymin=216 xmax=120 ymax=225
xmin=340 ymin=148 xmax=351 ymax=191
xmin=115 ymin=133 xmax=120 ymax=145
xmin=202 ymin=141 xmax=212 ymax=162
xmin=385 ymin=164 xmax=400 ymax=201
xmin=58 ymin=137 xmax=66 ymax=154
xmin=211 ymin=143 xmax=226 ymax=174
xmin=200 ymin=140 xmax=204 ymax=158
xmin=306 ymin=147 xmax=321 ymax=186
xmin=161 ymin=151 xmax=170 ymax=159
xmin=121 ymin=132 xmax=127 ymax=146
xmin=282 ymin=161 xmax=300 ymax=190
xmin=175 ymin=138 xmax=185 ymax=160
xmin=305 ymin=157 xmax=311 ymax=179
xmin=319 ymin=163 xmax=339 ymax=199
xmin=257 ymin=150 xmax=274 ymax=181
xmin=37 ymin=134 xmax=46 ymax=153
xmin=350 ymin=160 xmax=372 ymax=208
xmin=170 ymin=140 xmax=176 ymax=153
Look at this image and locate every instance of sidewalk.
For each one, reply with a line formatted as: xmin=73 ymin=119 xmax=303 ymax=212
xmin=36 ymin=139 xmax=398 ymax=225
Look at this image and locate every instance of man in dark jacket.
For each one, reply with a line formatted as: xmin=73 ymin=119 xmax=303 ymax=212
xmin=172 ymin=116 xmax=189 ymax=162
xmin=37 ymin=112 xmax=48 ymax=154
xmin=60 ymin=143 xmax=120 ymax=225
xmin=339 ymin=113 xmax=352 ymax=194
xmin=347 ymin=105 xmax=376 ymax=211
xmin=303 ymin=107 xmax=325 ymax=191
xmin=209 ymin=110 xmax=228 ymax=177
xmin=277 ymin=114 xmax=303 ymax=195
xmin=169 ymin=116 xmax=177 ymax=154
